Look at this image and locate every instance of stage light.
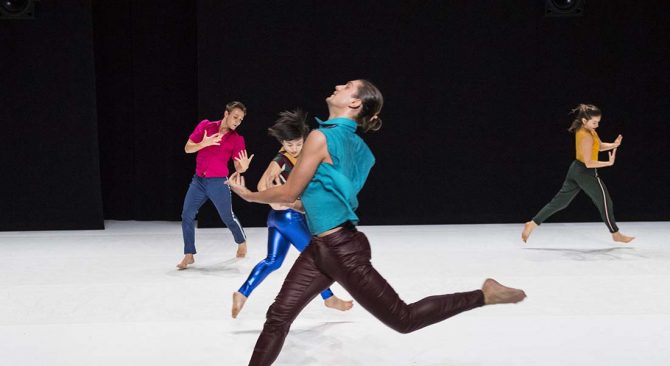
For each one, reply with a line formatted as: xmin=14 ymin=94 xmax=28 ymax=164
xmin=545 ymin=0 xmax=584 ymax=17
xmin=0 ymin=0 xmax=36 ymax=20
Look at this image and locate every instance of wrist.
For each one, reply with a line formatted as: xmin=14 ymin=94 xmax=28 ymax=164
xmin=245 ymin=191 xmax=257 ymax=203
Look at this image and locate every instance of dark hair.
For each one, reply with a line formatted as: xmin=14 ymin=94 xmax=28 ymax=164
xmin=225 ymin=101 xmax=247 ymax=114
xmin=568 ymin=104 xmax=601 ymax=133
xmin=267 ymin=109 xmax=310 ymax=142
xmin=352 ymin=79 xmax=383 ymax=132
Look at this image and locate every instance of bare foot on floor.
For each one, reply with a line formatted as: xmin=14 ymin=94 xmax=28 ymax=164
xmin=324 ymin=296 xmax=354 ymax=311
xmin=482 ymin=278 xmax=526 ymax=305
xmin=232 ymin=291 xmax=247 ymax=319
xmin=176 ymin=254 xmax=194 ymax=270
xmin=612 ymin=231 xmax=635 ymax=243
xmin=236 ymin=242 xmax=247 ymax=258
xmin=521 ymin=221 xmax=537 ymax=243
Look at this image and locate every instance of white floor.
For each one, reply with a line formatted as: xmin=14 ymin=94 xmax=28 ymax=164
xmin=1 ymin=221 xmax=669 ymax=366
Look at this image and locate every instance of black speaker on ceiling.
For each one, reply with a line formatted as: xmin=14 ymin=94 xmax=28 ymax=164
xmin=545 ymin=0 xmax=584 ymax=17
xmin=0 ymin=0 xmax=37 ymax=20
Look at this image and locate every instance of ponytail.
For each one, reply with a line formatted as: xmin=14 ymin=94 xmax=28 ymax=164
xmin=568 ymin=104 xmax=601 ymax=133
xmin=353 ymin=79 xmax=384 ymax=132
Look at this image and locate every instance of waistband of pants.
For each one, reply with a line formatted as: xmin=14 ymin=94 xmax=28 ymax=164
xmin=194 ymin=174 xmax=228 ymax=180
xmin=572 ymin=160 xmax=596 ymax=171
xmin=313 ymin=221 xmax=359 ymax=243
xmin=268 ymin=208 xmax=304 ymax=221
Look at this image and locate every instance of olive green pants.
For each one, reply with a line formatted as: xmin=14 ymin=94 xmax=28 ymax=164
xmin=533 ymin=160 xmax=619 ymax=233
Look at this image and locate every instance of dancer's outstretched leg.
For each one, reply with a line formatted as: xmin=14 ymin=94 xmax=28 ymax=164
xmin=314 ymin=229 xmax=525 ymax=334
xmin=523 ymin=167 xmax=580 ymax=243
xmin=249 ymin=228 xmax=526 ymax=365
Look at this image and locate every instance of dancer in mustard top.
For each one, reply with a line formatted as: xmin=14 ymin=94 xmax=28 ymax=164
xmin=522 ymin=104 xmax=634 ymax=243
xmin=231 ymin=109 xmax=353 ymax=318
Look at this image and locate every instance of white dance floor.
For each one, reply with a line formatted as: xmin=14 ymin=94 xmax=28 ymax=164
xmin=1 ymin=221 xmax=668 ymax=365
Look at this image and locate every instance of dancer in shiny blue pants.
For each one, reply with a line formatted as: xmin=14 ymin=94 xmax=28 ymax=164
xmin=238 ymin=208 xmax=334 ymax=300
xmin=231 ymin=109 xmax=353 ymax=318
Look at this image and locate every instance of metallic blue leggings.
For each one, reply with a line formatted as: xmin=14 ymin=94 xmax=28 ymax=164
xmin=238 ymin=209 xmax=334 ymax=300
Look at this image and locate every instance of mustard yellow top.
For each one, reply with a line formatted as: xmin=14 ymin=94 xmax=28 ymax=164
xmin=575 ymin=128 xmax=600 ymax=163
xmin=278 ymin=147 xmax=298 ymax=166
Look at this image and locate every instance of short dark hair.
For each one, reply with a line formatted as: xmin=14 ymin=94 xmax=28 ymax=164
xmin=225 ymin=101 xmax=247 ymax=114
xmin=268 ymin=109 xmax=310 ymax=142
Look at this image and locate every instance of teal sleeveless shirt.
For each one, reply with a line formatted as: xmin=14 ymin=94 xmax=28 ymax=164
xmin=301 ymin=117 xmax=375 ymax=235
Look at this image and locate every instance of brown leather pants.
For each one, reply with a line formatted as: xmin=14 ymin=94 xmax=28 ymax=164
xmin=249 ymin=227 xmax=485 ymax=365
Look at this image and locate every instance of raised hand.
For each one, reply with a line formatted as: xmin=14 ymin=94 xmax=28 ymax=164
xmin=201 ymin=130 xmax=223 ymax=147
xmin=613 ymin=134 xmax=623 ymax=148
xmin=234 ymin=150 xmax=255 ymax=172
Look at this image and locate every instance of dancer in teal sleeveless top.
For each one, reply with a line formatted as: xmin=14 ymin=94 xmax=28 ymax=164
xmin=227 ymin=79 xmax=526 ymax=365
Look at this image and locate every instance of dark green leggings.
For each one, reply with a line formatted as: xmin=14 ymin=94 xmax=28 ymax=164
xmin=533 ymin=160 xmax=619 ymax=233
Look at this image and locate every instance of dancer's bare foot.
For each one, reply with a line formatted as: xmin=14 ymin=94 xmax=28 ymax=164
xmin=232 ymin=291 xmax=247 ymax=319
xmin=177 ymin=254 xmax=194 ymax=270
xmin=236 ymin=242 xmax=247 ymax=258
xmin=612 ymin=231 xmax=635 ymax=243
xmin=324 ymin=296 xmax=354 ymax=311
xmin=482 ymin=278 xmax=526 ymax=305
xmin=521 ymin=221 xmax=537 ymax=243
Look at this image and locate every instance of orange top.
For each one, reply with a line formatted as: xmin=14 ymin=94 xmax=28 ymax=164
xmin=575 ymin=128 xmax=600 ymax=163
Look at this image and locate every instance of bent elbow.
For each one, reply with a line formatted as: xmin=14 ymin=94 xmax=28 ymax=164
xmin=277 ymin=187 xmax=299 ymax=203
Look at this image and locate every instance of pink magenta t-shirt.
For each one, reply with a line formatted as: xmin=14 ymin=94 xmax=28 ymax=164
xmin=189 ymin=119 xmax=245 ymax=177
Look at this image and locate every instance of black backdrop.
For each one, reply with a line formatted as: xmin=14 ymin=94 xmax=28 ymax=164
xmin=2 ymin=1 xmax=668 ymax=231
xmin=1 ymin=1 xmax=103 ymax=230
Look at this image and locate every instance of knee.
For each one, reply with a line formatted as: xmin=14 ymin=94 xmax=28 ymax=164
xmin=390 ymin=321 xmax=414 ymax=334
xmin=264 ymin=302 xmax=292 ymax=331
xmin=378 ymin=322 xmax=413 ymax=334
xmin=379 ymin=305 xmax=414 ymax=334
xmin=264 ymin=257 xmax=284 ymax=272
xmin=181 ymin=209 xmax=196 ymax=222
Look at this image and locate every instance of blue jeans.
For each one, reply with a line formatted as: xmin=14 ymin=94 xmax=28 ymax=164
xmin=238 ymin=209 xmax=334 ymax=300
xmin=181 ymin=175 xmax=246 ymax=254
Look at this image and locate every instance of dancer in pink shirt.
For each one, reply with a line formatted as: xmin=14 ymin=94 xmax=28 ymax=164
xmin=177 ymin=101 xmax=254 ymax=269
